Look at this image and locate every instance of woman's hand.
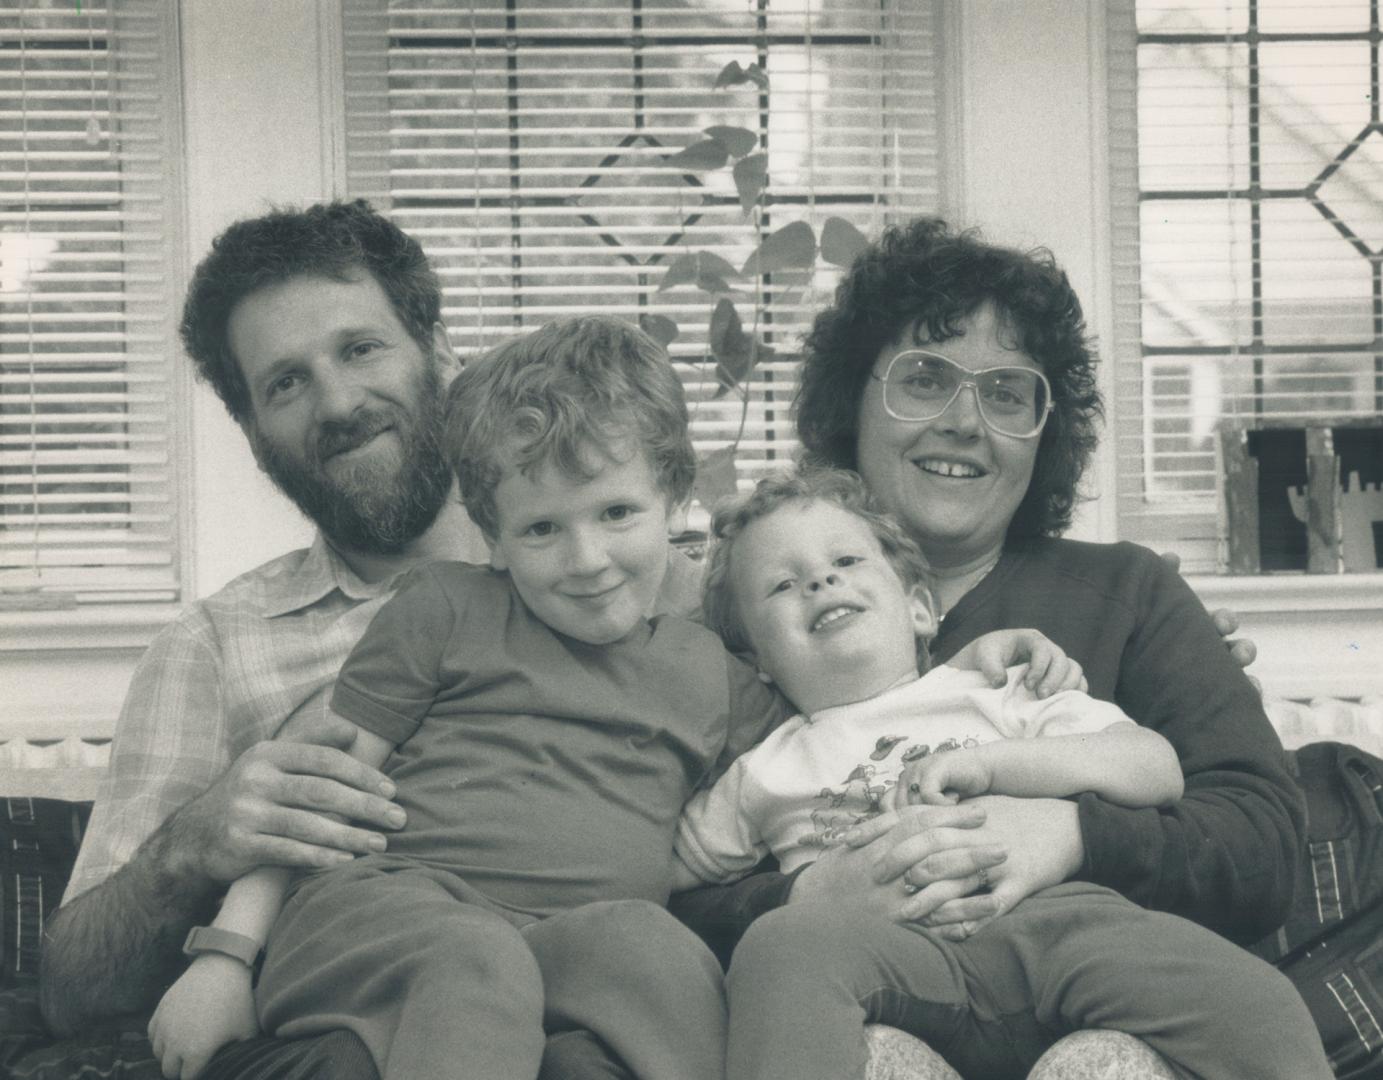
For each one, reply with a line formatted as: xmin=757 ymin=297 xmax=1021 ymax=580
xmin=792 ymin=802 xmax=1009 ymax=923
xmin=891 ymin=794 xmax=1084 ymax=939
xmin=149 ymin=954 xmax=259 ymax=1079
xmin=948 ymin=629 xmax=1086 ymax=698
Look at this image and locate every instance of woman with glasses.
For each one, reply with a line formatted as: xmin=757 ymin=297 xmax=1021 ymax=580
xmin=672 ymin=218 xmax=1305 ymax=1080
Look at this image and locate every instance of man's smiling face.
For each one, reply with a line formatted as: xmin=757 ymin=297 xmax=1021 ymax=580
xmin=853 ymin=301 xmax=1042 ymax=569
xmin=229 ymin=272 xmax=455 ymax=554
xmin=728 ymin=498 xmax=929 ymax=714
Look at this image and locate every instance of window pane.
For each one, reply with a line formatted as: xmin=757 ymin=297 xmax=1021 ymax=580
xmin=0 ymin=2 xmax=182 ymax=603
xmin=1116 ymin=0 xmax=1383 ymax=572
xmin=343 ymin=0 xmax=939 ymax=514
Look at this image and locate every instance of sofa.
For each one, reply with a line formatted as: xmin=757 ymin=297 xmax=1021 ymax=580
xmin=4 ymin=696 xmax=1381 ymax=1079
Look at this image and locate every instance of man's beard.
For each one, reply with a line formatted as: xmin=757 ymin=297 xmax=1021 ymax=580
xmin=250 ymin=359 xmax=454 ymax=556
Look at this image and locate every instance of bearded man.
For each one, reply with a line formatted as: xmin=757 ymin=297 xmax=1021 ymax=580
xmin=39 ymin=201 xmax=697 ymax=1080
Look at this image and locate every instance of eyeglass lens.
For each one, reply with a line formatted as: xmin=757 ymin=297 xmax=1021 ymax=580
xmin=883 ymin=352 xmax=1049 ymax=437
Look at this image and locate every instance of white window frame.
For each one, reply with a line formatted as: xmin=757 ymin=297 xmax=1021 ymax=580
xmin=0 ymin=0 xmax=347 ymax=741
xmin=1 ymin=2 xmax=190 ymax=613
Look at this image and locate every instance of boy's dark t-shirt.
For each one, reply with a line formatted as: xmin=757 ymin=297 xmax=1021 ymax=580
xmin=331 ymin=560 xmax=788 ymax=919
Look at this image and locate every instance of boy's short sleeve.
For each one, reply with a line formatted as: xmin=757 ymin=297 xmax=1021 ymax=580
xmin=331 ymin=565 xmax=458 ymax=745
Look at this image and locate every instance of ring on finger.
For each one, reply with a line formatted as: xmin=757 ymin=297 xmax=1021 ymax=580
xmin=908 ymin=781 xmax=921 ymax=795
xmin=902 ymin=873 xmax=921 ymax=895
xmin=976 ymin=866 xmax=990 ymax=888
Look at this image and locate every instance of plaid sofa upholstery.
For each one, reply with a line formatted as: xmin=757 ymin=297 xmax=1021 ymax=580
xmin=0 ymin=797 xmax=161 ymax=1079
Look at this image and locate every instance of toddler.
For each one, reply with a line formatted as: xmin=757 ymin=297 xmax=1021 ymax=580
xmin=675 ymin=467 xmax=1331 ymax=1080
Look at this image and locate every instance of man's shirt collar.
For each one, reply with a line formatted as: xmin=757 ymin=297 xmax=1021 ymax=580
xmin=261 ymin=533 xmax=402 ymax=618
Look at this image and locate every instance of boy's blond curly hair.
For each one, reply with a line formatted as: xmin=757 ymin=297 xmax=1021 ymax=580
xmin=701 ymin=466 xmax=933 ymax=658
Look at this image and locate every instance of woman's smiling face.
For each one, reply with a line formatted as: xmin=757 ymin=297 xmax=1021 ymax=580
xmin=854 ymin=302 xmax=1042 ymax=568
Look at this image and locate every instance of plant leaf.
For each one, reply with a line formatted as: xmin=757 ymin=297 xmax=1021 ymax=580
xmin=713 ymin=61 xmax=769 ymax=91
xmin=709 ymin=299 xmax=755 ymax=395
xmin=709 ymin=297 xmax=748 ymax=359
xmin=705 ymin=125 xmax=758 ymax=158
xmin=768 ymin=269 xmax=813 ymax=306
xmin=742 ymin=220 xmax=817 ymax=276
xmin=713 ymin=61 xmax=748 ymax=89
xmin=696 ymin=271 xmax=733 ymax=295
xmin=692 ymin=445 xmax=740 ymax=511
xmin=665 ymin=139 xmax=728 ymax=171
xmin=657 ymin=254 xmax=699 ymax=292
xmin=639 ymin=313 xmax=679 ymax=348
xmin=820 ymin=216 xmax=869 ymax=268
xmin=732 ymin=154 xmax=768 ymax=214
xmin=696 ymin=251 xmax=742 ymax=281
xmin=713 ymin=61 xmax=743 ymax=89
xmin=660 ymin=251 xmax=741 ymax=294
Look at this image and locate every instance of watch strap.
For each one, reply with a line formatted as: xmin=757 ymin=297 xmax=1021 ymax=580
xmin=183 ymin=925 xmax=262 ymax=969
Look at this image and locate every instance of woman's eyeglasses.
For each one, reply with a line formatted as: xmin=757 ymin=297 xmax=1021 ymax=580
xmin=871 ymin=349 xmax=1054 ymax=439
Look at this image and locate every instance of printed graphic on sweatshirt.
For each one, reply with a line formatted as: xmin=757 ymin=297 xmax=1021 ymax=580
xmin=803 ymin=733 xmax=980 ymax=848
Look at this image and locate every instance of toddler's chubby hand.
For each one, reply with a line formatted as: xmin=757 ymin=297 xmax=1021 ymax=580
xmin=953 ymin=628 xmax=1086 ymax=698
xmin=149 ymin=954 xmax=259 ymax=1080
xmin=892 ymin=750 xmax=994 ymax=810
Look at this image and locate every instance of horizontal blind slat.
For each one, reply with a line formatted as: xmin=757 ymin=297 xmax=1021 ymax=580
xmin=4 ymin=0 xmax=182 ymax=602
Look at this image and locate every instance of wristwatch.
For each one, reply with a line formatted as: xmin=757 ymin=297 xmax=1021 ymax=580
xmin=182 ymin=926 xmax=263 ymax=970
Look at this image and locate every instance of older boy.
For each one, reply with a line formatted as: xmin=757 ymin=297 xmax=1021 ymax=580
xmin=676 ymin=468 xmax=1331 ymax=1080
xmin=148 ymin=316 xmax=792 ymax=1080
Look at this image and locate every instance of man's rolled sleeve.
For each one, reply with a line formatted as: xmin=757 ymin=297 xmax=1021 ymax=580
xmin=63 ymin=612 xmax=230 ymax=904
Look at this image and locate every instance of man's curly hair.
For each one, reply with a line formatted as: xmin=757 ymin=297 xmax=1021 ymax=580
xmin=180 ymin=199 xmax=442 ymax=425
xmin=794 ymin=217 xmax=1103 ymax=539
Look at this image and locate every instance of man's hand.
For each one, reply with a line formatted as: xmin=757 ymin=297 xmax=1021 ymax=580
xmin=171 ymin=715 xmax=405 ymax=884
xmin=1159 ymin=550 xmax=1258 ymax=675
xmin=149 ymin=954 xmax=258 ymax=1079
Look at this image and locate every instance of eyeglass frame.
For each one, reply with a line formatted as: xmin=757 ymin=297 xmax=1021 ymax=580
xmin=869 ymin=348 xmax=1055 ymax=440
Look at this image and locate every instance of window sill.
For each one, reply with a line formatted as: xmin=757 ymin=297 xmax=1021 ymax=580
xmin=1186 ymin=573 xmax=1383 ymax=701
xmin=0 ymin=603 xmax=179 ymax=653
xmin=1188 ymin=572 xmax=1383 ymax=614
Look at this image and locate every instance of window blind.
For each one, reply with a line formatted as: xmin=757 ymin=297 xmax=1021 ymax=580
xmin=340 ymin=0 xmax=939 ymax=520
xmin=1110 ymin=0 xmax=1383 ymax=573
xmin=0 ymin=1 xmax=183 ymax=606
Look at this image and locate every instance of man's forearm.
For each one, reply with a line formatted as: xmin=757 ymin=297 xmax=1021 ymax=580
xmin=40 ymin=813 xmax=219 ymax=1034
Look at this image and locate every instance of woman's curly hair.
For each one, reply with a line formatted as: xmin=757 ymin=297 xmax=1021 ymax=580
xmin=794 ymin=217 xmax=1103 ymax=539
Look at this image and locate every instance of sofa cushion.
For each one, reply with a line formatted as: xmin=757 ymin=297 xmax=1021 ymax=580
xmin=0 ymin=797 xmax=90 ymax=985
xmin=0 ymin=798 xmax=159 ymax=1079
xmin=0 ymin=992 xmax=160 ymax=1080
